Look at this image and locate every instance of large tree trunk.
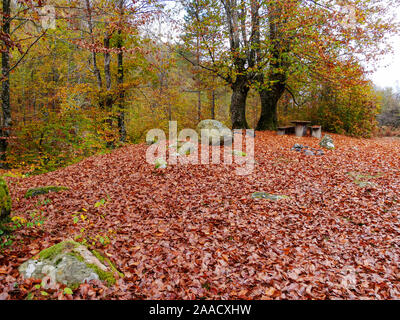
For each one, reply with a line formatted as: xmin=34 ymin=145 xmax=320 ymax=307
xmin=256 ymin=2 xmax=288 ymax=131
xmin=256 ymin=82 xmax=285 ymax=130
xmin=230 ymin=78 xmax=249 ymax=129
xmin=0 ymin=0 xmax=11 ymax=167
xmin=102 ymin=24 xmax=114 ymax=147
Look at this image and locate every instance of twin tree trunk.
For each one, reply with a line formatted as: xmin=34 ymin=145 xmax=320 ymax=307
xmin=256 ymin=3 xmax=288 ymax=131
xmin=256 ymin=80 xmax=285 ymax=131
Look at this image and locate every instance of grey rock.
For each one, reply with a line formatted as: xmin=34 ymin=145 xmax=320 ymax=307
xmin=19 ymin=241 xmax=119 ymax=287
xmin=304 ymin=149 xmax=315 ymax=156
xmin=320 ymin=134 xmax=335 ymax=150
xmin=252 ymin=192 xmax=289 ymax=200
xmin=197 ymin=120 xmax=233 ymax=146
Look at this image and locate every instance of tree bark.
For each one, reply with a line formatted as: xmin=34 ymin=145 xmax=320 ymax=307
xmin=256 ymin=81 xmax=285 ymax=130
xmin=230 ymin=77 xmax=249 ymax=129
xmin=211 ymin=89 xmax=215 ymax=119
xmin=116 ymin=5 xmax=126 ymax=142
xmin=256 ymin=2 xmax=288 ymax=131
xmin=103 ymin=24 xmax=112 ymax=110
xmin=103 ymin=23 xmax=114 ymax=147
xmin=85 ymin=0 xmax=102 ymax=89
xmin=114 ymin=0 xmax=126 ymax=142
xmin=0 ymin=0 xmax=11 ymax=167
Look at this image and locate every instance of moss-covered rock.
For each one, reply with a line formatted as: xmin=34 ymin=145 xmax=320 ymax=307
xmin=197 ymin=119 xmax=233 ymax=146
xmin=24 ymin=186 xmax=69 ymax=198
xmin=18 ymin=240 xmax=122 ymax=288
xmin=319 ymin=134 xmax=335 ymax=150
xmin=252 ymin=192 xmax=289 ymax=201
xmin=346 ymin=171 xmax=382 ymax=188
xmin=0 ymin=177 xmax=12 ymax=222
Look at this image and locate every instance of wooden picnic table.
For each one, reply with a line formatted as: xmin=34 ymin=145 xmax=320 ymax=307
xmin=291 ymin=120 xmax=311 ymax=137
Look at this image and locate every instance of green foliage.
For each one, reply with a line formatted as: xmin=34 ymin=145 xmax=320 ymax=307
xmin=278 ymin=82 xmax=379 ymax=138
xmin=63 ymin=287 xmax=73 ymax=295
xmin=38 ymin=241 xmax=80 ymax=260
xmin=377 ymin=87 xmax=400 ymax=128
xmin=0 ymin=177 xmax=12 ymax=228
xmin=10 ymin=211 xmax=45 ymax=230
xmin=313 ymin=85 xmax=379 ymax=138
xmin=7 ymin=108 xmax=110 ymax=174
xmin=25 ymin=186 xmax=69 ymax=198
xmin=94 ymin=198 xmax=106 ymax=208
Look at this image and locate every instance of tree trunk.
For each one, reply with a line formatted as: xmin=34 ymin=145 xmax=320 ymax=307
xmin=256 ymin=84 xmax=284 ymax=130
xmin=230 ymin=78 xmax=249 ymax=129
xmin=102 ymin=24 xmax=114 ymax=147
xmin=256 ymin=2 xmax=288 ymax=131
xmin=117 ymin=0 xmax=126 ymax=143
xmin=85 ymin=0 xmax=102 ymax=89
xmin=211 ymin=89 xmax=215 ymax=119
xmin=103 ymin=24 xmax=112 ymax=110
xmin=196 ymin=31 xmax=201 ymax=122
xmin=0 ymin=0 xmax=11 ymax=167
xmin=117 ymin=31 xmax=126 ymax=142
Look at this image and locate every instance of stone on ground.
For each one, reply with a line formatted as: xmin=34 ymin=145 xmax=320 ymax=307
xmin=320 ymin=134 xmax=335 ymax=150
xmin=18 ymin=240 xmax=122 ymax=288
xmin=197 ymin=119 xmax=233 ymax=146
xmin=252 ymin=192 xmax=289 ymax=200
xmin=24 ymin=186 xmax=69 ymax=199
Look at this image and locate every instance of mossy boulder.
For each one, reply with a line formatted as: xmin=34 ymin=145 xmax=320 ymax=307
xmin=319 ymin=134 xmax=335 ymax=150
xmin=197 ymin=119 xmax=233 ymax=146
xmin=24 ymin=186 xmax=69 ymax=198
xmin=18 ymin=240 xmax=122 ymax=288
xmin=347 ymin=171 xmax=382 ymax=188
xmin=0 ymin=177 xmax=12 ymax=222
xmin=252 ymin=192 xmax=289 ymax=201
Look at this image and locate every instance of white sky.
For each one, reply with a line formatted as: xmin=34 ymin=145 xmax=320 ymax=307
xmin=368 ymin=3 xmax=400 ymax=91
xmin=370 ymin=35 xmax=400 ymax=90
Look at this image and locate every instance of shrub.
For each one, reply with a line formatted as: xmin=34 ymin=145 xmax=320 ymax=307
xmin=0 ymin=177 xmax=12 ymax=227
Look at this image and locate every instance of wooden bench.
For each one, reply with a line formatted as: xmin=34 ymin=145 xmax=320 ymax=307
xmin=309 ymin=125 xmax=322 ymax=139
xmin=277 ymin=126 xmax=295 ymax=135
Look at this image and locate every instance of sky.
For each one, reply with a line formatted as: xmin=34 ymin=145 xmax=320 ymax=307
xmin=365 ymin=2 xmax=400 ymax=90
xmin=370 ymin=35 xmax=400 ymax=90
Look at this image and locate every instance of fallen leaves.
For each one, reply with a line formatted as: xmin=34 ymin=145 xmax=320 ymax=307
xmin=0 ymin=132 xmax=399 ymax=300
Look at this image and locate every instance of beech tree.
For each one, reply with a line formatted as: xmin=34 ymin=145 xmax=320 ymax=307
xmin=180 ymin=0 xmax=398 ymax=130
xmin=180 ymin=0 xmax=268 ymax=128
xmin=1 ymin=0 xmax=46 ymax=167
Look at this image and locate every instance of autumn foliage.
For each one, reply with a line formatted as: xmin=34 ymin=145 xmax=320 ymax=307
xmin=1 ymin=132 xmax=400 ymax=299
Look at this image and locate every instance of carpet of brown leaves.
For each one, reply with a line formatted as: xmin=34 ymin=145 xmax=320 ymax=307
xmin=1 ymin=132 xmax=399 ymax=300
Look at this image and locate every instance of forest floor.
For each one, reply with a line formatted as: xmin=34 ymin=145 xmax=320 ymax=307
xmin=1 ymin=131 xmax=399 ymax=299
